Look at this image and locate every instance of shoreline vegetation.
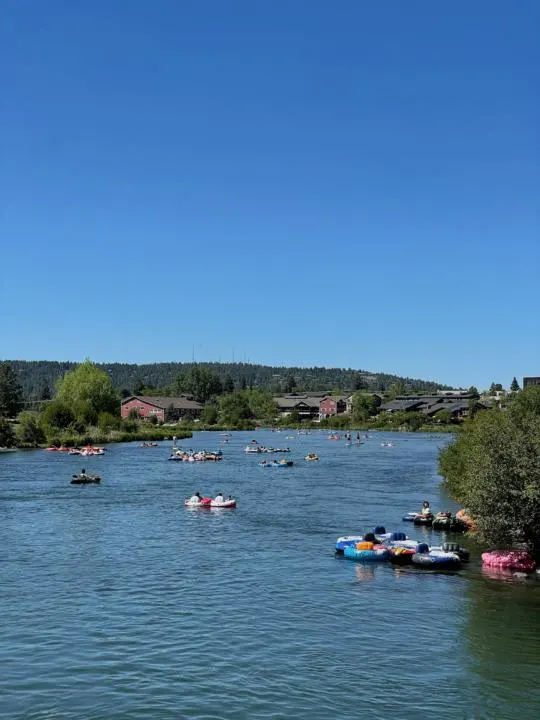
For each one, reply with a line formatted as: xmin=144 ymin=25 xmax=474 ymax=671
xmin=439 ymin=384 xmax=540 ymax=557
xmin=0 ymin=359 xmax=469 ymax=450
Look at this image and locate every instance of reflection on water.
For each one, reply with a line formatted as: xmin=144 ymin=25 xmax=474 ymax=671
xmin=355 ymin=564 xmax=376 ymax=583
xmin=464 ymin=571 xmax=540 ymax=719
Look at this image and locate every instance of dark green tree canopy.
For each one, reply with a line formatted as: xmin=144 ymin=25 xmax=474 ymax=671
xmin=0 ymin=362 xmax=23 ymax=418
xmin=0 ymin=417 xmax=16 ymax=447
xmin=510 ymin=377 xmax=520 ymax=392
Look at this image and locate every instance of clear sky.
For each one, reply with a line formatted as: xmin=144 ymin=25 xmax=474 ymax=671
xmin=1 ymin=0 xmax=538 ymax=389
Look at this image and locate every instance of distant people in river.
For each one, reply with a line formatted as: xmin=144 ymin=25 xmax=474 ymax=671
xmin=421 ymin=500 xmax=431 ymax=515
xmin=363 ymin=532 xmax=377 ymax=544
xmin=81 ymin=468 xmax=86 ymax=476
xmin=214 ymin=492 xmax=224 ymax=503
xmin=189 ymin=492 xmax=203 ymax=504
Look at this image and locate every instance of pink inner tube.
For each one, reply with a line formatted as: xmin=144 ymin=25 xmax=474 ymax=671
xmin=481 ymin=550 xmax=536 ymax=573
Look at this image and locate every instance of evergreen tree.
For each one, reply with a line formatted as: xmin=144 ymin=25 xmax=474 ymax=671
xmin=511 ymin=377 xmax=520 ymax=392
xmin=223 ymin=375 xmax=235 ymax=393
xmin=40 ymin=381 xmax=51 ymax=401
xmin=0 ymin=417 xmax=16 ymax=447
xmin=0 ymin=362 xmax=23 ymax=418
xmin=284 ymin=375 xmax=297 ymax=393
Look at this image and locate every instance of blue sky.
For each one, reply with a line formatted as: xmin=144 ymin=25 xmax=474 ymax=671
xmin=1 ymin=0 xmax=538 ymax=389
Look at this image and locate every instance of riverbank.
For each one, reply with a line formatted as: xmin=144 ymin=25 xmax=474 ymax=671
xmin=14 ymin=427 xmax=193 ymax=449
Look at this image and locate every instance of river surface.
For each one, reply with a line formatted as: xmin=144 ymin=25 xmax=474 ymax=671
xmin=1 ymin=431 xmax=539 ymax=719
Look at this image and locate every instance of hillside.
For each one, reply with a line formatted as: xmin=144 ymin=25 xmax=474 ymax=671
xmin=6 ymin=360 xmax=452 ymax=400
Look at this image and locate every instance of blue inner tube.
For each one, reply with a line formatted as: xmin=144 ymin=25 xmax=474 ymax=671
xmin=344 ymin=546 xmax=390 ymax=562
xmin=411 ymin=552 xmax=461 ymax=568
xmin=335 ymin=536 xmax=363 ymax=553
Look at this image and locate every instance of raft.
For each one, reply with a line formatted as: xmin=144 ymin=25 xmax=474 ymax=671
xmin=481 ymin=550 xmax=536 ymax=573
xmin=413 ymin=513 xmax=433 ymax=526
xmin=71 ymin=474 xmax=101 ymax=485
xmin=184 ymin=498 xmax=237 ymax=509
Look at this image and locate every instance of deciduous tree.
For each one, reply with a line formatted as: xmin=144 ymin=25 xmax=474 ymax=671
xmin=439 ymin=386 xmax=540 ymax=552
xmin=55 ymin=359 xmax=119 ymax=419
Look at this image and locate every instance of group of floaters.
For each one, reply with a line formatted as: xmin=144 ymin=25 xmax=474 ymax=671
xmin=244 ymin=443 xmax=291 ymax=454
xmin=169 ymin=449 xmax=223 ymax=462
xmin=46 ymin=445 xmax=105 ymax=456
xmin=184 ymin=491 xmax=236 ymax=508
xmin=337 ymin=500 xmax=537 ymax=574
xmin=402 ymin=500 xmax=468 ymax=530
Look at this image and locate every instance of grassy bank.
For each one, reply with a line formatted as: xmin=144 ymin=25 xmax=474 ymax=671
xmin=16 ymin=427 xmax=193 ymax=449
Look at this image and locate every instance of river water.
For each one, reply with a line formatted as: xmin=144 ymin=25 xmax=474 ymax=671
xmin=1 ymin=431 xmax=539 ymax=719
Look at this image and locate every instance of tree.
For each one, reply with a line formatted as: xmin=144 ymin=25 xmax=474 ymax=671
xmin=0 ymin=362 xmax=23 ymax=418
xmin=489 ymin=383 xmax=503 ymax=393
xmin=351 ymin=392 xmax=378 ymax=423
xmin=244 ymin=390 xmax=278 ymax=424
xmin=223 ymin=375 xmax=235 ymax=394
xmin=170 ymin=373 xmax=187 ymax=396
xmin=132 ymin=376 xmax=145 ymax=395
xmin=55 ymin=360 xmax=119 ymax=420
xmin=40 ymin=382 xmax=52 ymax=401
xmin=433 ymin=409 xmax=453 ymax=424
xmin=511 ymin=377 xmax=520 ymax=392
xmin=439 ymin=385 xmax=540 ymax=553
xmin=467 ymin=386 xmax=479 ymax=398
xmin=218 ymin=392 xmax=252 ymax=424
xmin=186 ymin=367 xmax=222 ymax=403
xmin=0 ymin=417 xmax=15 ymax=447
xmin=388 ymin=381 xmax=406 ymax=400
xmin=353 ymin=374 xmax=368 ymax=391
xmin=17 ymin=411 xmax=46 ymax=446
xmin=41 ymin=400 xmax=76 ymax=430
xmin=201 ymin=404 xmax=219 ymax=425
xmin=284 ymin=375 xmax=297 ymax=393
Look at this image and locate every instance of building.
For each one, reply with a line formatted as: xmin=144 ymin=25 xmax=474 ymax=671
xmin=379 ymin=393 xmax=485 ymax=420
xmin=319 ymin=396 xmax=348 ymax=419
xmin=274 ymin=395 xmax=324 ymax=420
xmin=121 ymin=395 xmax=203 ymax=422
xmin=524 ymin=377 xmax=540 ymax=388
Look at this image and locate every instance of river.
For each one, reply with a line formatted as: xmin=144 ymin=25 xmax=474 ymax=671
xmin=1 ymin=431 xmax=539 ymax=719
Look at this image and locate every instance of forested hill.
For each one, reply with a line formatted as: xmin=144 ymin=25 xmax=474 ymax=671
xmin=6 ymin=360 xmax=452 ymax=400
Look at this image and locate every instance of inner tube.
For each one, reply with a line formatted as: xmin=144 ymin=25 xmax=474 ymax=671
xmin=412 ymin=550 xmax=461 ymax=569
xmin=70 ymin=475 xmax=101 ymax=485
xmin=335 ymin=536 xmax=364 ymax=554
xmin=432 ymin=513 xmax=467 ymax=532
xmin=389 ymin=547 xmax=416 ymax=565
xmin=413 ymin=513 xmax=433 ymax=526
xmin=482 ymin=550 xmax=536 ymax=573
xmin=402 ymin=512 xmax=419 ymax=522
xmin=344 ymin=546 xmax=390 ymax=562
xmin=441 ymin=542 xmax=470 ymax=561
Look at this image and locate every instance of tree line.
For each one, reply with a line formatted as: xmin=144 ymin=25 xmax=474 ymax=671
xmin=6 ymin=359 xmax=451 ymax=402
